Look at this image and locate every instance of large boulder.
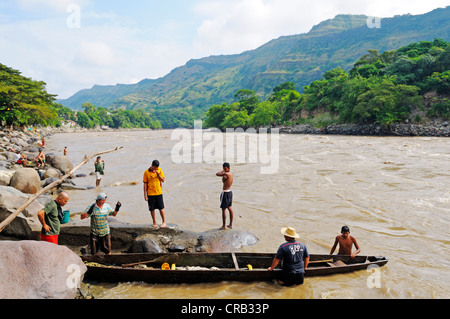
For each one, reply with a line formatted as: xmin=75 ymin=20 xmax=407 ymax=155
xmin=10 ymin=168 xmax=41 ymax=194
xmin=43 ymin=167 xmax=62 ymax=179
xmin=46 ymin=154 xmax=73 ymax=175
xmin=0 ymin=240 xmax=87 ymax=299
xmin=0 ymin=185 xmax=47 ymax=238
xmin=198 ymin=229 xmax=259 ymax=252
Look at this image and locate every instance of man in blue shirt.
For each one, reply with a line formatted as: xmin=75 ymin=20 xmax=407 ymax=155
xmin=268 ymin=226 xmax=310 ymax=286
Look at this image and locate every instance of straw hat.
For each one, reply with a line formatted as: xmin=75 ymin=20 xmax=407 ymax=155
xmin=281 ymin=226 xmax=300 ymax=239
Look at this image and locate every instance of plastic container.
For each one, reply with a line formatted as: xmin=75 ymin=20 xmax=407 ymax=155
xmin=161 ymin=263 xmax=170 ymax=270
xmin=61 ymin=210 xmax=70 ymax=224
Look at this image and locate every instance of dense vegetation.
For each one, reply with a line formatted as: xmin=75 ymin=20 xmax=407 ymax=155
xmin=0 ymin=63 xmax=161 ymax=129
xmin=58 ymin=103 xmax=161 ymax=129
xmin=0 ymin=63 xmax=60 ymax=126
xmin=204 ymin=39 xmax=449 ymax=129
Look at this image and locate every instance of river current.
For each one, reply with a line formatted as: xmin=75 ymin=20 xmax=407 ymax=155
xmin=46 ymin=130 xmax=449 ymax=299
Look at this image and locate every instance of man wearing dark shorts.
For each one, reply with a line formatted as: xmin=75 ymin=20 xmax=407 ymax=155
xmin=143 ymin=160 xmax=166 ymax=228
xmin=268 ymin=226 xmax=310 ymax=286
xmin=216 ymin=162 xmax=234 ymax=229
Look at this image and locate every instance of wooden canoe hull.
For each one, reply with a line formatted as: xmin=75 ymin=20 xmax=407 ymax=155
xmin=81 ymin=252 xmax=388 ymax=284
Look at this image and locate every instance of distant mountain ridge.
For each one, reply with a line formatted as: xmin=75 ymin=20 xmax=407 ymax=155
xmin=58 ymin=6 xmax=450 ymax=128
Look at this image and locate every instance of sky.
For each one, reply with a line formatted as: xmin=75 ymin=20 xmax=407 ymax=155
xmin=0 ymin=0 xmax=449 ymax=99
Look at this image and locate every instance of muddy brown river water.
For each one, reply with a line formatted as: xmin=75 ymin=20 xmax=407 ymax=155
xmin=46 ymin=130 xmax=449 ymax=299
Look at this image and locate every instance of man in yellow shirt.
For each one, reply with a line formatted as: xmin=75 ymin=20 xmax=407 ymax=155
xmin=143 ymin=159 xmax=166 ymax=228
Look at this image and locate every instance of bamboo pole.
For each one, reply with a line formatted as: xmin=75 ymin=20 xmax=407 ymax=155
xmin=0 ymin=146 xmax=123 ymax=233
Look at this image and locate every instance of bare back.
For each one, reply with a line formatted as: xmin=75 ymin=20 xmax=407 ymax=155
xmin=336 ymin=235 xmax=357 ymax=255
xmin=222 ymin=172 xmax=233 ymax=190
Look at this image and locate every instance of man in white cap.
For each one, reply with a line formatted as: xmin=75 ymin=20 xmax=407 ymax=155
xmin=268 ymin=226 xmax=310 ymax=286
xmin=81 ymin=193 xmax=121 ymax=255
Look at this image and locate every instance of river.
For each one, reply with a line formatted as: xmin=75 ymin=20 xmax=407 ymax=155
xmin=46 ymin=129 xmax=449 ymax=299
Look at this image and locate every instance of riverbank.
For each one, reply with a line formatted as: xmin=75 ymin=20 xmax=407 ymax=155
xmin=4 ymin=118 xmax=450 ymax=139
xmin=275 ymin=121 xmax=449 ymax=137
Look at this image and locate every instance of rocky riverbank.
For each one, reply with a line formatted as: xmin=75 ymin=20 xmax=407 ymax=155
xmin=275 ymin=121 xmax=449 ymax=136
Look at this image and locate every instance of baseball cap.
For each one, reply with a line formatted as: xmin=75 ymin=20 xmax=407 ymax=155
xmin=96 ymin=193 xmax=107 ymax=200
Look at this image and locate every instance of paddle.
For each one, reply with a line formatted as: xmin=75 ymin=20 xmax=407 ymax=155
xmin=121 ymin=254 xmax=179 ymax=268
xmin=231 ymin=252 xmax=240 ymax=270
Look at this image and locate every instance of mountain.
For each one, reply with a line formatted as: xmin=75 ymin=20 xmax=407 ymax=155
xmin=57 ymin=78 xmax=156 ymax=111
xmin=58 ymin=6 xmax=450 ymax=127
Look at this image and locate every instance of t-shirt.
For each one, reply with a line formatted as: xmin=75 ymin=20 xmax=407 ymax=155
xmin=95 ymin=161 xmax=104 ymax=175
xmin=143 ymin=167 xmax=164 ymax=196
xmin=41 ymin=200 xmax=62 ymax=236
xmin=275 ymin=240 xmax=309 ymax=273
xmin=83 ymin=203 xmax=114 ymax=236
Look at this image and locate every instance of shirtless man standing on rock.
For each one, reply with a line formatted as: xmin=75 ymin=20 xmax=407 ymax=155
xmin=216 ymin=162 xmax=234 ymax=230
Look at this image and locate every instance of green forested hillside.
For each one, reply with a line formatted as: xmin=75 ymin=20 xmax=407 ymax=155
xmin=204 ymin=39 xmax=449 ymax=129
xmin=58 ymin=6 xmax=450 ymax=128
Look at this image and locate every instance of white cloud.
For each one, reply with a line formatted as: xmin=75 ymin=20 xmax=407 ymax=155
xmin=1 ymin=6 xmax=192 ymax=99
xmin=193 ymin=0 xmax=450 ymax=56
xmin=15 ymin=0 xmax=89 ymax=13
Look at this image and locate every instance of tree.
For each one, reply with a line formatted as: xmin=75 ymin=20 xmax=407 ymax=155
xmin=250 ymin=101 xmax=280 ymax=127
xmin=221 ymin=110 xmax=251 ymax=129
xmin=0 ymin=63 xmax=58 ymax=126
xmin=204 ymin=103 xmax=234 ymax=129
xmin=234 ymin=89 xmax=259 ymax=114
xmin=76 ymin=111 xmax=93 ymax=128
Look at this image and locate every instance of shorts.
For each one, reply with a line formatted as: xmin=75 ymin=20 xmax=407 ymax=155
xmin=90 ymin=233 xmax=111 ymax=255
xmin=40 ymin=233 xmax=59 ymax=244
xmin=280 ymin=271 xmax=305 ymax=286
xmin=220 ymin=191 xmax=233 ymax=208
xmin=147 ymin=194 xmax=164 ymax=211
xmin=95 ymin=171 xmax=103 ymax=180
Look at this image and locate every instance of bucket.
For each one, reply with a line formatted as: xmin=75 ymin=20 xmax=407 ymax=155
xmin=61 ymin=210 xmax=70 ymax=224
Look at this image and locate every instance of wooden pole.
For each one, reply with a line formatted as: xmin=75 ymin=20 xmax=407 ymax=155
xmin=0 ymin=146 xmax=123 ymax=233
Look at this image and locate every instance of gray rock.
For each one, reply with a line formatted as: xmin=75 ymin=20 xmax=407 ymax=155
xmin=0 ymin=240 xmax=87 ymax=299
xmin=46 ymin=155 xmax=73 ymax=175
xmin=0 ymin=170 xmax=13 ymax=186
xmin=0 ymin=185 xmax=44 ymax=238
xmin=168 ymin=244 xmax=186 ymax=252
xmin=10 ymin=168 xmax=41 ymax=194
xmin=44 ymin=167 xmax=62 ymax=179
xmin=127 ymin=235 xmax=163 ymax=253
xmin=198 ymin=229 xmax=259 ymax=252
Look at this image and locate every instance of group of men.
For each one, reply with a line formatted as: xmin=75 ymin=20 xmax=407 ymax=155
xmin=12 ymin=148 xmax=45 ymax=168
xmin=37 ymin=158 xmax=360 ymax=287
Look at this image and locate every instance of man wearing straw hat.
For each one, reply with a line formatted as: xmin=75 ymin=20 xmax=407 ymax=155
xmin=268 ymin=226 xmax=310 ymax=286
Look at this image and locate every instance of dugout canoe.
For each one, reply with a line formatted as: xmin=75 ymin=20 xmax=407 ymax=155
xmin=81 ymin=252 xmax=388 ymax=284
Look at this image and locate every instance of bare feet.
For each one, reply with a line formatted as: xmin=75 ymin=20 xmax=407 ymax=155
xmin=227 ymin=225 xmax=233 ymax=229
xmin=160 ymin=223 xmax=167 ymax=228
